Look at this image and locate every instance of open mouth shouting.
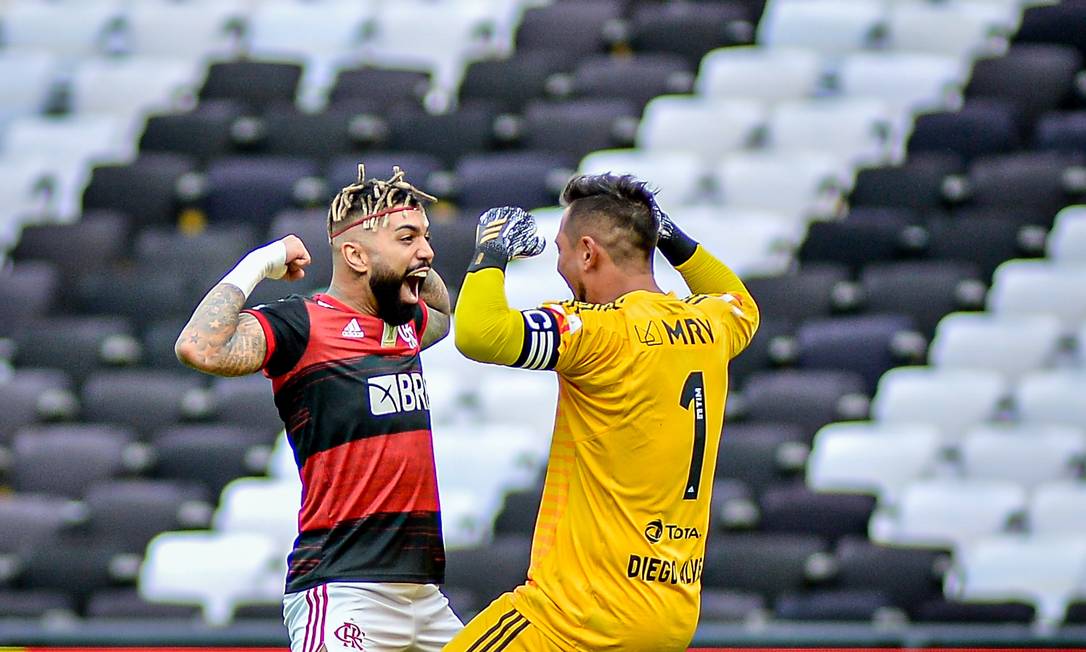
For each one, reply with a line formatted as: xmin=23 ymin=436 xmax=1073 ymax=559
xmin=403 ymin=266 xmax=430 ymax=303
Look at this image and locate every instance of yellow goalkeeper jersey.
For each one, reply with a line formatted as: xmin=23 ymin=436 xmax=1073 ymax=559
xmin=454 ymin=247 xmax=759 ymax=651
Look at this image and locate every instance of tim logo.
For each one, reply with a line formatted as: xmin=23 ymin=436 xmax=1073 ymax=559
xmin=334 ymin=621 xmax=365 ymax=650
xmin=368 ymin=372 xmax=430 ymax=416
xmin=398 ymin=323 xmax=419 ymax=349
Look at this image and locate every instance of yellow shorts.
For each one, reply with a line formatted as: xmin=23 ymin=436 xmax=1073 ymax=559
xmin=443 ymin=593 xmax=563 ymax=651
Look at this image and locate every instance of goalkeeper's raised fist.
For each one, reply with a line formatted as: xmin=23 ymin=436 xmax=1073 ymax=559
xmin=468 ymin=206 xmax=546 ymax=271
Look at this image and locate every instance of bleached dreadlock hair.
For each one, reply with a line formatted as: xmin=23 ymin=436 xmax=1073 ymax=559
xmin=327 ymin=164 xmax=437 ymax=242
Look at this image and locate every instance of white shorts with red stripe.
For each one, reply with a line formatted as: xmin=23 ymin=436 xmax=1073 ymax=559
xmin=283 ymin=582 xmax=462 ymax=652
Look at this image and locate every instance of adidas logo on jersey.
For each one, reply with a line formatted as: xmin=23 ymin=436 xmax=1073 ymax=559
xmin=368 ymin=372 xmax=430 ymax=416
xmin=341 ymin=318 xmax=365 ymax=339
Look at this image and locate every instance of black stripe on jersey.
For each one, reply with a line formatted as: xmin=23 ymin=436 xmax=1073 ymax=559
xmin=491 ymin=618 xmax=530 ymax=651
xmin=275 ymin=354 xmax=430 ymax=463
xmin=286 ymin=511 xmax=444 ymax=592
xmin=466 ymin=610 xmax=524 ymax=652
xmin=513 ymin=309 xmax=560 ymax=371
xmin=682 ymin=294 xmax=711 ymax=305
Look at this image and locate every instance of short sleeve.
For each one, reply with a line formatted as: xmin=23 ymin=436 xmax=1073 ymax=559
xmin=242 ymin=295 xmax=310 ymax=377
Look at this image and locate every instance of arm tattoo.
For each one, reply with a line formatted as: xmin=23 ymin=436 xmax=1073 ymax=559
xmin=176 ymin=283 xmax=267 ymax=377
xmin=420 ymin=269 xmax=452 ymax=349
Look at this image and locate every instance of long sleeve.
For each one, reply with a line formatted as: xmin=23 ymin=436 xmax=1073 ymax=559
xmin=674 ymin=245 xmax=752 ymax=298
xmin=453 ymin=268 xmax=527 ymax=366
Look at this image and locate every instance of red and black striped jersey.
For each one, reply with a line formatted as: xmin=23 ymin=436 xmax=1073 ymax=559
xmin=243 ymin=293 xmax=443 ymax=593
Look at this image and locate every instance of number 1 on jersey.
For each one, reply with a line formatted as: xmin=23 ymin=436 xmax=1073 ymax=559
xmin=679 ymin=371 xmax=706 ymax=500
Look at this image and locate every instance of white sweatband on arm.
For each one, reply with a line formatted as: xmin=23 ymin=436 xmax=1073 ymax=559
xmin=220 ymin=240 xmax=288 ymax=298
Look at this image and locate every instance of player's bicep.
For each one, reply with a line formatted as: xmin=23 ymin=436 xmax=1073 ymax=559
xmin=421 ymin=306 xmax=450 ymax=350
xmin=213 ymin=314 xmax=269 ymax=376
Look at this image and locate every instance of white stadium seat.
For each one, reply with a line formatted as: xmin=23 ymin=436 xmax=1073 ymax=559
xmin=213 ymin=477 xmax=301 ymax=548
xmin=140 ymin=530 xmax=281 ymax=625
xmin=886 ymin=1 xmax=1008 ymax=59
xmin=959 ymin=423 xmax=1085 ymax=487
xmin=1031 ymin=481 xmax=1086 ymax=536
xmin=122 ymin=0 xmax=242 ymax=58
xmin=636 ymin=95 xmax=765 ymax=162
xmin=579 ymin=149 xmax=706 ymax=205
xmin=1047 ymin=205 xmax=1086 ymax=263
xmin=871 ymin=367 xmax=1007 ymax=439
xmin=837 ymin=52 xmax=967 ymax=114
xmin=476 ymin=368 xmax=559 ymax=435
xmin=946 ymin=536 xmax=1086 ymax=625
xmin=2 ymin=2 xmax=122 ymax=59
xmin=1015 ymin=371 xmax=1086 ymax=429
xmin=870 ymin=479 xmax=1027 ymax=547
xmin=713 ymin=151 xmax=845 ymax=220
xmin=758 ymin=0 xmax=884 ymax=55
xmin=69 ymin=58 xmax=200 ymax=129
xmin=767 ymin=98 xmax=906 ymax=167
xmin=246 ymin=0 xmax=371 ymax=60
xmin=988 ymin=260 xmax=1086 ymax=333
xmin=0 ymin=52 xmax=58 ymax=128
xmin=696 ymin=47 xmax=823 ymax=102
xmin=806 ymin=421 xmax=942 ymax=501
xmin=928 ymin=312 xmax=1062 ymax=380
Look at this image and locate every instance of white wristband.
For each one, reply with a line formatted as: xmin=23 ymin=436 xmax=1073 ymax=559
xmin=220 ymin=240 xmax=288 ymax=298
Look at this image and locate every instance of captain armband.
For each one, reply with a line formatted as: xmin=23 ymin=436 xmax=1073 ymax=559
xmin=513 ymin=309 xmax=561 ymax=371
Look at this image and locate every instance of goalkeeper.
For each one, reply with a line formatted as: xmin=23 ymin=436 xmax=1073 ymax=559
xmin=445 ymin=173 xmax=760 ymax=651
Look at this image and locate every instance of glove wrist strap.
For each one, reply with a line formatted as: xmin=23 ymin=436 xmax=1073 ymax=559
xmin=658 ymin=228 xmax=698 ymax=267
xmin=467 ymin=247 xmax=509 ymax=273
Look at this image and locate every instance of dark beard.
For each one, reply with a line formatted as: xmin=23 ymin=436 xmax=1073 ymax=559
xmin=369 ymin=264 xmax=416 ymax=326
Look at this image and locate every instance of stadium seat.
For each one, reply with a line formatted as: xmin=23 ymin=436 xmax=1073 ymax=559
xmin=9 ymin=425 xmax=136 ymax=499
xmin=326 ymin=66 xmax=431 ymax=114
xmin=635 ymin=95 xmax=764 ymax=163
xmin=139 ymin=101 xmax=245 ymax=164
xmin=20 ymin=534 xmax=133 ymax=604
xmin=924 ymin=215 xmax=1042 ymax=281
xmin=1035 ymin=111 xmax=1086 ymax=156
xmin=1030 ymin=482 xmax=1086 ymax=536
xmin=561 ymin=54 xmax=693 ymax=111
xmin=914 ymin=597 xmax=1035 ymax=624
xmin=1 ymin=2 xmax=122 ymax=59
xmin=773 ymin=589 xmax=891 ymax=622
xmin=1047 ymin=205 xmax=1086 ymax=262
xmin=1015 ymin=371 xmax=1086 ymax=430
xmin=386 ymin=105 xmax=498 ymax=168
xmin=244 ymin=0 xmax=370 ymax=63
xmin=9 ymin=316 xmax=139 ymax=386
xmin=908 ymin=101 xmax=1020 ymax=165
xmin=135 ymin=225 xmax=255 ymax=299
xmin=795 ymin=314 xmax=924 ymax=394
xmin=213 ymin=477 xmax=301 ymax=548
xmin=514 ymin=1 xmax=621 ymax=58
xmin=198 ymin=60 xmax=303 ymax=113
xmin=86 ymin=587 xmax=201 ymax=621
xmin=0 ymin=368 xmax=75 ymax=444
xmin=444 ymin=535 xmax=531 ymax=614
xmin=82 ymin=153 xmax=196 ymax=227
xmin=0 ymin=261 xmax=59 ymax=336
xmin=870 ymin=479 xmax=1027 ymax=548
xmin=988 ymin=260 xmax=1086 ymax=332
xmin=152 ymin=429 xmax=263 ymax=498
xmin=849 ymin=153 xmax=961 ymax=211
xmin=453 ymin=151 xmax=570 ymax=215
xmin=696 ymin=47 xmax=823 ymax=102
xmin=958 ymin=424 xmax=1085 ymax=487
xmin=1014 ymin=1 xmax=1086 ymax=59
xmin=68 ymin=58 xmax=200 ymax=129
xmin=714 ymin=426 xmax=807 ymax=496
xmin=207 ymin=375 xmax=283 ymax=441
xmin=470 ymin=370 xmax=558 ymax=442
xmin=266 ymin=208 xmax=333 ymax=289
xmin=0 ymin=51 xmax=58 ymax=128
xmin=459 ymin=51 xmax=571 ymax=113
xmin=121 ymin=0 xmax=241 ymax=58
xmin=0 ymin=495 xmax=81 ymax=570
xmin=946 ymin=536 xmax=1086 ymax=625
xmin=806 ymin=421 xmax=942 ymax=501
xmin=758 ymin=485 xmax=876 ymax=543
xmin=833 ymin=536 xmax=946 ymax=611
xmin=870 ymin=366 xmax=1007 ymax=439
xmin=327 ymin=154 xmax=443 ymax=196
xmin=250 ymin=106 xmax=363 ymax=164
xmin=520 ymin=98 xmax=639 ymax=162
xmin=627 ymin=2 xmax=752 ymax=69
xmin=966 ymin=152 xmax=1084 ymax=228
xmin=837 ymin=52 xmax=967 ymax=114
xmin=492 ymin=485 xmax=543 ymax=538
xmin=743 ymin=266 xmax=852 ymax=324
xmin=859 ymin=261 xmax=986 ymax=338
xmin=84 ymin=480 xmax=211 ymax=553
xmin=702 ymin=533 xmax=828 ymax=600
xmin=579 ymin=149 xmax=705 ymax=206
xmin=713 ymin=151 xmax=844 ymax=219
xmin=966 ymin=45 xmax=1083 ymax=128
xmin=928 ymin=312 xmax=1062 ymax=380
xmin=885 ymin=1 xmax=1007 ymax=60
xmin=758 ymin=0 xmax=883 ymax=55
xmin=798 ymin=219 xmax=921 ymax=272
xmin=738 ymin=370 xmax=869 ymax=439
xmin=201 ymin=155 xmax=319 ymax=226
xmin=140 ymin=530 xmax=281 ymax=625
xmin=0 ymin=589 xmax=77 ymax=619
xmin=767 ymin=98 xmax=904 ymax=168
xmin=80 ymin=370 xmax=206 ymax=439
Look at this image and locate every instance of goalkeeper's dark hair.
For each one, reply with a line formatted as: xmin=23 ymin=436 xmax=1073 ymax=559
xmin=560 ymin=173 xmax=659 ymax=263
xmin=327 ymin=164 xmax=436 ymax=239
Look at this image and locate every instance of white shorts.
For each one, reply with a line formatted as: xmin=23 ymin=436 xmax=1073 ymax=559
xmin=283 ymin=582 xmax=463 ymax=652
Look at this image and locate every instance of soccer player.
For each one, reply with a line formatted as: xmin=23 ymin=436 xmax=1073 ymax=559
xmin=175 ymin=166 xmax=463 ymax=652
xmin=446 ymin=174 xmax=760 ymax=651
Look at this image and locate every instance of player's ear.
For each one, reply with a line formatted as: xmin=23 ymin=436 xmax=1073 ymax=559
xmin=580 ymin=235 xmax=600 ymax=271
xmin=340 ymin=240 xmax=369 ymax=274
